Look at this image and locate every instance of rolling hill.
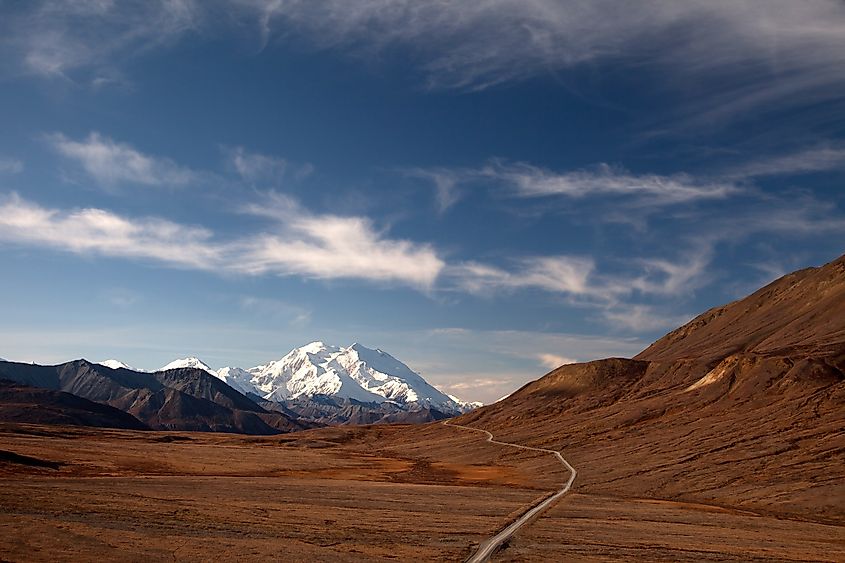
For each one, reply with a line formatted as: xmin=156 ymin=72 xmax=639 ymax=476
xmin=456 ymin=253 xmax=845 ymax=524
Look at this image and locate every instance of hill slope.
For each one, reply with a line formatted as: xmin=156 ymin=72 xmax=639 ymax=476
xmin=458 ymin=253 xmax=845 ymax=524
xmin=0 ymin=380 xmax=148 ymax=430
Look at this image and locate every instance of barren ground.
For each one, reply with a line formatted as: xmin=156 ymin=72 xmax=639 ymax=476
xmin=0 ymin=423 xmax=548 ymax=562
xmin=2 ymin=422 xmax=842 ymax=562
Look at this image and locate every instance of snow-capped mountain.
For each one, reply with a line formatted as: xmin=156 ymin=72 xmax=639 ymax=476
xmin=215 ymin=366 xmax=258 ymax=396
xmin=217 ymin=342 xmax=477 ymax=415
xmin=448 ymin=394 xmax=484 ymax=411
xmin=98 ymin=359 xmax=140 ymax=371
xmin=158 ymin=357 xmax=216 ymax=376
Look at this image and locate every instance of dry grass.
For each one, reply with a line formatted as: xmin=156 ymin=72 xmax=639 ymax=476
xmin=0 ymin=424 xmax=544 ymax=562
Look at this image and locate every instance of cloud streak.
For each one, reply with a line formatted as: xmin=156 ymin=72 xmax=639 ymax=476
xmin=5 ymin=1 xmax=842 ymax=124
xmin=729 ymin=145 xmax=845 ymax=179
xmin=48 ymin=132 xmax=197 ymax=187
xmin=5 ymin=0 xmax=198 ymax=81
xmin=409 ymin=160 xmax=742 ymax=212
xmin=0 ymin=192 xmax=444 ymax=290
xmin=240 ymin=0 xmax=845 ymax=128
xmin=481 ymin=161 xmax=739 ymax=204
xmin=238 ymin=193 xmax=444 ymax=289
xmin=0 ymin=158 xmax=24 ymax=175
xmin=450 ymin=256 xmax=597 ymax=296
xmin=447 ymin=248 xmax=713 ymax=333
xmin=224 ymin=146 xmax=313 ymax=185
xmin=450 ymin=252 xmax=712 ymax=299
xmin=0 ymin=192 xmax=220 ymax=269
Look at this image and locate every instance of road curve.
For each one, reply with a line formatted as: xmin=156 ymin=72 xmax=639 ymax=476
xmin=442 ymin=420 xmax=577 ymax=563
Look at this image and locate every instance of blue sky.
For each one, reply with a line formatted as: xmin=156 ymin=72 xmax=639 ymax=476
xmin=0 ymin=1 xmax=843 ymax=403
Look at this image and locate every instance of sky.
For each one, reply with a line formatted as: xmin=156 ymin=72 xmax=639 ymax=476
xmin=0 ymin=1 xmax=843 ymax=404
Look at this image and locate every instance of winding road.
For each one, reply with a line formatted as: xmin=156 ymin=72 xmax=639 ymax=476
xmin=442 ymin=421 xmax=577 ymax=563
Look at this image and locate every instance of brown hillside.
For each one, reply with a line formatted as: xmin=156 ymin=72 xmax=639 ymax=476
xmin=638 ymin=254 xmax=845 ymax=363
xmin=454 ymin=253 xmax=845 ymax=538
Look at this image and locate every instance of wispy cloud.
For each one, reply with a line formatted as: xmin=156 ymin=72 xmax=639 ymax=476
xmin=102 ymin=287 xmax=143 ymax=309
xmin=238 ymin=193 xmax=444 ymax=289
xmin=238 ymin=0 xmax=845 ymax=128
xmin=537 ymin=353 xmax=576 ymax=369
xmin=448 ymin=249 xmax=713 ymax=334
xmin=6 ymin=2 xmax=841 ymax=123
xmin=728 ymin=145 xmax=845 ymax=179
xmin=450 ymin=256 xmax=597 ymax=296
xmin=403 ymin=168 xmax=464 ymax=213
xmin=450 ymin=248 xmax=712 ymax=302
xmin=225 ymin=146 xmax=291 ymax=184
xmin=410 ymin=160 xmax=741 ymax=209
xmin=6 ymin=0 xmax=198 ymax=82
xmin=0 ymin=158 xmax=24 ymax=175
xmin=239 ymin=295 xmax=311 ymax=326
xmin=47 ymin=132 xmax=196 ymax=187
xmin=692 ymin=195 xmax=845 ymax=244
xmin=0 ymin=192 xmax=444 ymax=290
xmin=481 ymin=161 xmax=739 ymax=204
xmin=601 ymin=304 xmax=694 ymax=333
xmin=0 ymin=192 xmax=220 ymax=268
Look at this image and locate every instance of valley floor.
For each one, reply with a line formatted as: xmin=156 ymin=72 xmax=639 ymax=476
xmin=0 ymin=422 xmax=842 ymax=562
xmin=498 ymin=493 xmax=844 ymax=562
xmin=0 ymin=423 xmax=542 ymax=562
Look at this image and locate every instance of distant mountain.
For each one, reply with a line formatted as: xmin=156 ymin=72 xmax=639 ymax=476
xmin=0 ymin=344 xmax=477 ymax=431
xmin=158 ymin=357 xmax=216 ymax=375
xmin=99 ymin=359 xmax=140 ymax=371
xmin=261 ymin=394 xmax=452 ymax=426
xmin=458 ymin=253 xmax=845 ymax=524
xmin=0 ymin=359 xmax=306 ymax=435
xmin=448 ymin=394 xmax=484 ymax=412
xmin=0 ymin=379 xmax=148 ymax=430
xmin=215 ymin=342 xmax=477 ymax=419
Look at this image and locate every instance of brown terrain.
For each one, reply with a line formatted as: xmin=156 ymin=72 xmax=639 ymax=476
xmin=0 ymin=423 xmax=562 ymax=562
xmin=1 ymin=254 xmax=843 ymax=561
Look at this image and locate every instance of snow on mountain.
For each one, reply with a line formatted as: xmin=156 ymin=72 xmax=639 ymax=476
xmin=158 ymin=357 xmax=216 ymax=376
xmin=215 ymin=366 xmax=260 ymax=396
xmin=98 ymin=359 xmax=140 ymax=371
xmin=336 ymin=343 xmax=459 ymax=411
xmin=211 ymin=342 xmax=476 ymax=414
xmin=448 ymin=394 xmax=484 ymax=411
xmin=247 ymin=342 xmax=385 ymax=403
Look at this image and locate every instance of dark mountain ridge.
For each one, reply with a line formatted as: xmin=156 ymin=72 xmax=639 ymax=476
xmin=264 ymin=394 xmax=450 ymax=425
xmin=0 ymin=359 xmax=306 ymax=434
xmin=0 ymin=379 xmax=148 ymax=430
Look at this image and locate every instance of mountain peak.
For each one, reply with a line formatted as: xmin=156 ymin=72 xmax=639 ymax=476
xmin=301 ymin=341 xmax=331 ymax=354
xmin=98 ymin=359 xmax=138 ymax=371
xmin=213 ymin=342 xmax=477 ymax=414
xmin=158 ymin=357 xmax=216 ymax=376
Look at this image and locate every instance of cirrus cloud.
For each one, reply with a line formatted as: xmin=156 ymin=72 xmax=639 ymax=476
xmin=47 ymin=132 xmax=197 ymax=188
xmin=0 ymin=192 xmax=444 ymax=290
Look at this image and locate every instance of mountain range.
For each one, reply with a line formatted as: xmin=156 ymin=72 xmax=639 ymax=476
xmin=0 ymin=342 xmax=478 ymax=431
xmin=0 ymin=359 xmax=307 ymax=434
xmin=155 ymin=342 xmax=478 ymax=423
